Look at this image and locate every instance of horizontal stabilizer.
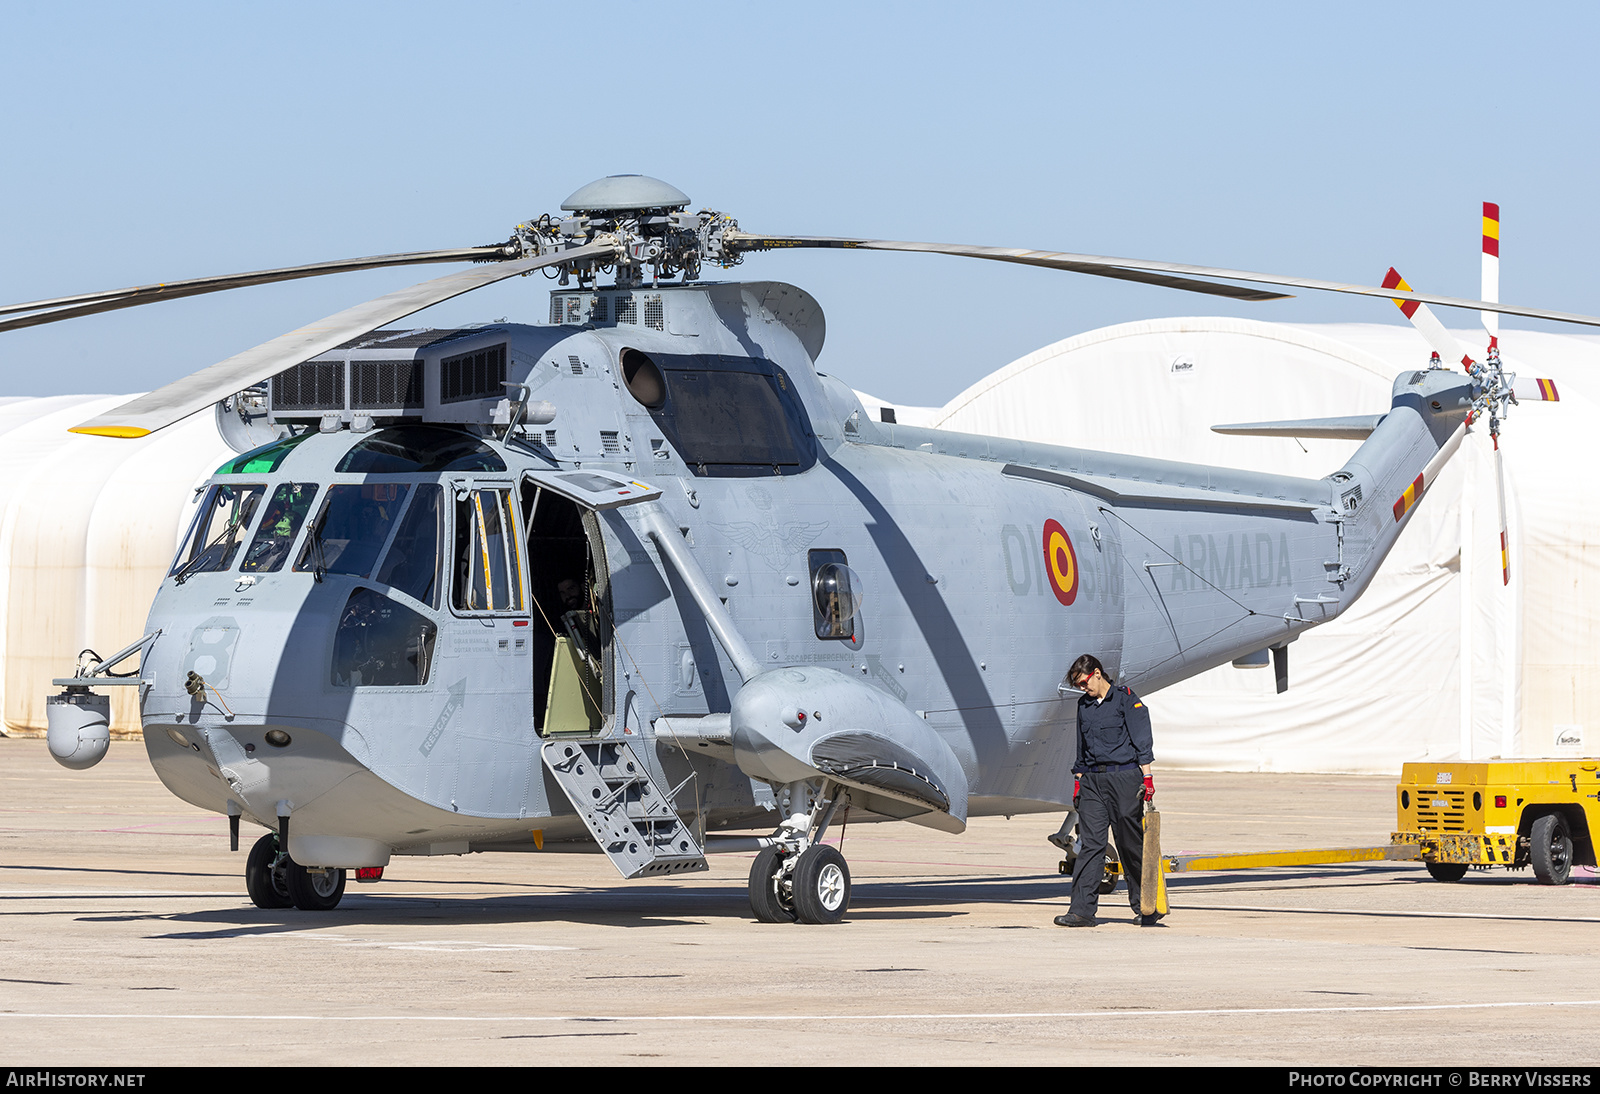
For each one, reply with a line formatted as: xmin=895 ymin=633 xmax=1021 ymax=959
xmin=1211 ymin=415 xmax=1387 ymax=440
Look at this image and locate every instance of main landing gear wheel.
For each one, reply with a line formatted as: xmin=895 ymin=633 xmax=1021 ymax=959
xmin=1530 ymin=813 xmax=1573 ymax=886
xmin=284 ymin=859 xmax=347 ymax=911
xmin=748 ymin=847 xmax=796 ymax=923
xmin=245 ymin=833 xmax=292 ymax=909
xmin=1425 ymin=861 xmax=1469 ymax=882
xmin=792 ymin=844 xmax=851 ymax=925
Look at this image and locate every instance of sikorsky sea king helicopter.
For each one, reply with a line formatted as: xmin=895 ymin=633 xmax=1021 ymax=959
xmin=16 ymin=178 xmax=1592 ymax=921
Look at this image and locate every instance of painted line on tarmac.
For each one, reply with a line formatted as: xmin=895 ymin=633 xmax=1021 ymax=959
xmin=1179 ymin=903 xmax=1600 ymax=923
xmin=3 ymin=999 xmax=1600 ymax=1024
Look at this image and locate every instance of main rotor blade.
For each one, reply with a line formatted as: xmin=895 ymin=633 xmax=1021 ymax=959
xmin=727 ymin=234 xmax=1289 ymax=301
xmin=0 ymin=245 xmax=516 ymax=333
xmin=70 ymin=242 xmax=617 ymax=439
xmin=727 ymin=233 xmax=1600 ymax=328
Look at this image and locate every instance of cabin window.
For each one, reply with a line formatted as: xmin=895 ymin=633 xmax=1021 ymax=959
xmin=330 ymin=588 xmax=436 ymax=687
xmin=295 ymin=483 xmax=411 ymax=579
xmin=171 ymin=484 xmax=266 ymax=579
xmin=240 ymin=483 xmax=318 ymax=573
xmin=375 ymin=484 xmax=443 ymax=609
xmin=453 ymin=487 xmax=525 ymax=613
xmin=809 ymin=549 xmax=862 ymax=641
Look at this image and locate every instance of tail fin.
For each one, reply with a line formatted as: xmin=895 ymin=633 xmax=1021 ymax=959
xmin=1333 ymin=367 xmax=1474 ymax=599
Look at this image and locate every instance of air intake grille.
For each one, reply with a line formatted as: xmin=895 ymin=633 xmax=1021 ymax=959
xmin=272 ymin=361 xmax=344 ymax=411
xmin=350 ymin=359 xmax=424 ymax=409
xmin=591 ymin=296 xmax=608 ymax=323
xmin=643 ymin=295 xmax=664 ymax=331
xmin=601 ymin=431 xmax=621 ymax=455
xmin=1415 ymin=789 xmax=1468 ymax=831
xmin=550 ymin=298 xmax=563 ymax=324
xmin=615 ymin=295 xmax=637 ymax=324
xmin=440 ymin=343 xmax=507 ymax=404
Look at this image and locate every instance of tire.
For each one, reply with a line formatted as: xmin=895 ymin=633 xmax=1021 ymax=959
xmin=1425 ymin=861 xmax=1469 ymax=882
xmin=1099 ymin=842 xmax=1120 ymax=895
xmin=284 ymin=859 xmax=347 ymax=911
xmin=792 ymin=844 xmax=851 ymax=924
xmin=1531 ymin=813 xmax=1574 ymax=886
xmin=748 ymin=847 xmax=795 ymax=923
xmin=245 ymin=833 xmax=292 ymax=909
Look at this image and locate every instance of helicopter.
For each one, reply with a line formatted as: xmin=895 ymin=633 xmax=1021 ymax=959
xmin=19 ymin=176 xmax=1595 ymax=923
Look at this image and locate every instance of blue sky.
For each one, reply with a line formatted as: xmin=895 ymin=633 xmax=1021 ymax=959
xmin=2 ymin=1 xmax=1595 ymax=406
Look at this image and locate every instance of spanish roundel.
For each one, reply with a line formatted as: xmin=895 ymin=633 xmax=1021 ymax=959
xmin=1042 ymin=519 xmax=1079 ymax=606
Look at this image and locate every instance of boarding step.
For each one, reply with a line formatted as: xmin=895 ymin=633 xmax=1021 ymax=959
xmin=540 ymin=738 xmax=708 ymax=879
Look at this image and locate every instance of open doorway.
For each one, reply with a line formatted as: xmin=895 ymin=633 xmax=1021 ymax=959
xmin=522 ymin=482 xmax=611 ymax=735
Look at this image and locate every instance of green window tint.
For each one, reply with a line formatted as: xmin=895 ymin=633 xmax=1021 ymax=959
xmin=240 ymin=483 xmax=319 ymax=573
xmin=217 ymin=431 xmax=313 ymax=476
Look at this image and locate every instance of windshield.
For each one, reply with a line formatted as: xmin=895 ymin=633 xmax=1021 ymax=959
xmin=295 ymin=483 xmax=410 ymax=579
xmin=171 ymin=485 xmax=266 ymax=579
xmin=241 ymin=483 xmax=318 ymax=573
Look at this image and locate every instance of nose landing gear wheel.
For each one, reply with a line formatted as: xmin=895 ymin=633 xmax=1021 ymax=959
xmin=245 ymin=833 xmax=292 ymax=909
xmin=792 ymin=844 xmax=851 ymax=924
xmin=748 ymin=847 xmax=796 ymax=923
xmin=284 ymin=859 xmax=347 ymax=911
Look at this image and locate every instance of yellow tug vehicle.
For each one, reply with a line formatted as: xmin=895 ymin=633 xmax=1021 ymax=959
xmin=1393 ymin=760 xmax=1600 ymax=884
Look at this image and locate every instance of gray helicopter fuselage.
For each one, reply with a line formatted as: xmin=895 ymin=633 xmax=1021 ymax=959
xmin=134 ymin=279 xmax=1469 ymax=866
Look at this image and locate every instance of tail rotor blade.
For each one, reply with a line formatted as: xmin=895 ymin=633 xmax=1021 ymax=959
xmin=1511 ymin=376 xmax=1561 ymax=402
xmin=1482 ymin=202 xmax=1501 ymax=342
xmin=1494 ymin=434 xmax=1510 ymax=586
xmin=1382 ymin=268 xmax=1478 ymax=369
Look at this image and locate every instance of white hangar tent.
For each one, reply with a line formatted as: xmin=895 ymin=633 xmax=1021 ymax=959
xmin=862 ymin=318 xmax=1600 ymax=774
xmin=0 ymin=397 xmax=230 ymax=738
xmin=2 ymin=319 xmax=1597 ymax=778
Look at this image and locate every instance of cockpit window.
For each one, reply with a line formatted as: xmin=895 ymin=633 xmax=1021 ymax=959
xmin=241 ymin=483 xmax=318 ymax=573
xmin=376 ymin=484 xmax=443 ymax=609
xmin=453 ymin=487 xmax=524 ymax=613
xmin=331 ymin=588 xmax=436 ymax=687
xmin=335 ymin=425 xmax=506 ymax=474
xmin=217 ymin=432 xmax=313 ymax=476
xmin=295 ymin=483 xmax=410 ymax=579
xmin=171 ymin=484 xmax=266 ymax=579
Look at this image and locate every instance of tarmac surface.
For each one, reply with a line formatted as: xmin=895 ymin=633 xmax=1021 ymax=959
xmin=2 ymin=735 xmax=1598 ymax=1067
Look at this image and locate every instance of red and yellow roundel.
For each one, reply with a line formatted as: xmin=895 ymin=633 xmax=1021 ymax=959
xmin=1042 ymin=519 xmax=1079 ymax=606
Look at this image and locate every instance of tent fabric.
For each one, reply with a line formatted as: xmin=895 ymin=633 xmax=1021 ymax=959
xmin=889 ymin=317 xmax=1600 ymax=773
xmin=0 ymin=397 xmax=229 ymax=736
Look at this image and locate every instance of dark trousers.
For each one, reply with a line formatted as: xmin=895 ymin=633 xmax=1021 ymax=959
xmin=1069 ymin=767 xmax=1145 ymax=918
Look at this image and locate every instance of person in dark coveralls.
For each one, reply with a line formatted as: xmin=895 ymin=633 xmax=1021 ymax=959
xmin=1054 ymin=653 xmax=1158 ymax=928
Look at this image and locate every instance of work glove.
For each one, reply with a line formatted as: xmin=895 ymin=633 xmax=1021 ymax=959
xmin=1072 ymin=777 xmax=1081 ymax=809
xmin=1142 ymin=775 xmax=1155 ymax=802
